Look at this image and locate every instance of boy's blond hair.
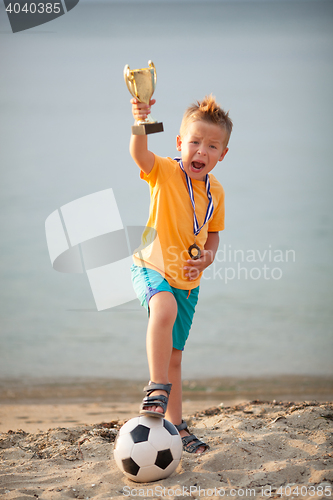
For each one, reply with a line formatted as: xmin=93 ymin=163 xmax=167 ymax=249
xmin=180 ymin=94 xmax=233 ymax=145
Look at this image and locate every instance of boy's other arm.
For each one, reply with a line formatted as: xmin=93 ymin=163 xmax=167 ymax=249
xmin=129 ymin=98 xmax=155 ymax=175
xmin=203 ymin=231 xmax=220 ymax=263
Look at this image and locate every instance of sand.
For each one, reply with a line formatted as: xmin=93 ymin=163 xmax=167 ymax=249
xmin=1 ymin=399 xmax=332 ymax=500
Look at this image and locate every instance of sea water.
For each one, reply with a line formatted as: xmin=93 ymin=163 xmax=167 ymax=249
xmin=0 ymin=0 xmax=332 ymax=380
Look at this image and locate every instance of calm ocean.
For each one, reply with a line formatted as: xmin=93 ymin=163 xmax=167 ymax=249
xmin=0 ymin=0 xmax=332 ymax=380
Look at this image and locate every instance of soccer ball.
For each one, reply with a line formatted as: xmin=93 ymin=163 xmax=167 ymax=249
xmin=114 ymin=416 xmax=182 ymax=482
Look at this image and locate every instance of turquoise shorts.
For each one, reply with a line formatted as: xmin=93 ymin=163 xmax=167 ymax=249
xmin=130 ymin=264 xmax=199 ymax=351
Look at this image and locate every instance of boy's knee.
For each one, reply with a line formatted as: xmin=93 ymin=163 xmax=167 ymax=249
xmin=150 ymin=292 xmax=177 ymax=325
xmin=159 ymin=301 xmax=177 ymax=326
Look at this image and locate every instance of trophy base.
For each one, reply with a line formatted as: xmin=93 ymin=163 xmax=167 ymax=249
xmin=132 ymin=122 xmax=164 ymax=135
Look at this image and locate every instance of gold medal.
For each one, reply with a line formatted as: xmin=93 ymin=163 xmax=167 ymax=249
xmin=188 ymin=243 xmax=201 ymax=260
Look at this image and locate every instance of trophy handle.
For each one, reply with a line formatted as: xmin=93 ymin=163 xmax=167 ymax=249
xmin=124 ymin=64 xmax=139 ymax=99
xmin=148 ymin=60 xmax=157 ymax=88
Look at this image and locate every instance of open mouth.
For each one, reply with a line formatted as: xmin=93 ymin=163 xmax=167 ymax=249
xmin=191 ymin=161 xmax=205 ymax=172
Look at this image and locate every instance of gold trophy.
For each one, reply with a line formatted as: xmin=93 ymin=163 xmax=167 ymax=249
xmin=124 ymin=60 xmax=164 ymax=135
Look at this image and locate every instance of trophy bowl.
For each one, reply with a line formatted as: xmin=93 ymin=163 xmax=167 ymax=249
xmin=124 ymin=60 xmax=164 ymax=135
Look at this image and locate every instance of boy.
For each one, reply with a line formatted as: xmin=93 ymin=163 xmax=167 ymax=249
xmin=129 ymin=95 xmax=232 ymax=454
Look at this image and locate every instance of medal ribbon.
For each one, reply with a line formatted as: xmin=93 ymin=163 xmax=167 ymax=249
xmin=174 ymin=157 xmax=214 ymax=236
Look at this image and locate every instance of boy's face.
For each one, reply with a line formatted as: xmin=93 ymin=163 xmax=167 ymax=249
xmin=176 ymin=120 xmax=229 ymax=181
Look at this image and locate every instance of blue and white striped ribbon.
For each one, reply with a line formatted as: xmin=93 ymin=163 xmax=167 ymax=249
xmin=174 ymin=157 xmax=214 ymax=236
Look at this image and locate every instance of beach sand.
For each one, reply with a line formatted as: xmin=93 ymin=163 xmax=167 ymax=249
xmin=0 ymin=377 xmax=332 ymax=499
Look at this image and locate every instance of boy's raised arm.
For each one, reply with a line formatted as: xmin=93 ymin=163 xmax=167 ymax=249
xmin=129 ymin=98 xmax=155 ymax=175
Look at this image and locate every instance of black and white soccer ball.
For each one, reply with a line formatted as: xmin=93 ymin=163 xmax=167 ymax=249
xmin=114 ymin=416 xmax=182 ymax=482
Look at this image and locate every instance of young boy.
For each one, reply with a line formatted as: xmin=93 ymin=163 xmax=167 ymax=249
xmin=129 ymin=95 xmax=232 ymax=454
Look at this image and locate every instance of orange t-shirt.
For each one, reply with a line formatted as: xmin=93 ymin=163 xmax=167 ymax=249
xmin=133 ymin=155 xmax=225 ymax=289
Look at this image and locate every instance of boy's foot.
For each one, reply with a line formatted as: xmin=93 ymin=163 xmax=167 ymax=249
xmin=175 ymin=421 xmax=209 ymax=454
xmin=179 ymin=431 xmax=207 ymax=455
xmin=178 ymin=429 xmax=206 ymax=454
xmin=143 ymin=389 xmax=168 ymax=414
xmin=140 ymin=382 xmax=172 ymax=418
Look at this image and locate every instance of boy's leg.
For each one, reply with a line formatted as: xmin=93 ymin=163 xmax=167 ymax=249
xmin=166 ymin=347 xmax=206 ymax=454
xmin=144 ymin=291 xmax=177 ymax=414
xmin=166 ymin=347 xmax=183 ymax=425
